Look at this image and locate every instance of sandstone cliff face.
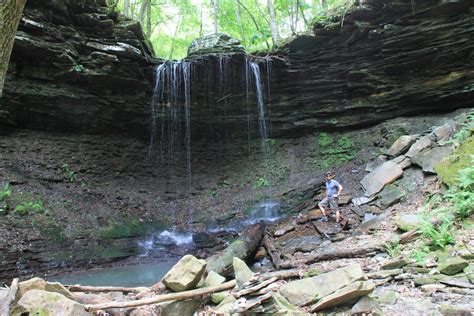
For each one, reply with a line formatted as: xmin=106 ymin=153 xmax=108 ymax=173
xmin=2 ymin=0 xmax=473 ymax=140
xmin=1 ymin=0 xmax=155 ymax=136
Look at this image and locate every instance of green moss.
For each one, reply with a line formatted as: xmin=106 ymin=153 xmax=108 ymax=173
xmin=303 ymin=268 xmax=322 ymax=278
xmin=435 ymin=137 xmax=474 ymax=187
xmin=100 ymin=218 xmax=161 ymax=240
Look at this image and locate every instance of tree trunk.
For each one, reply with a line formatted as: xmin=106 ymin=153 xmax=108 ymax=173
xmin=320 ymin=0 xmax=327 ymax=9
xmin=213 ymin=0 xmax=219 ymax=34
xmin=233 ymin=0 xmax=246 ymax=43
xmin=124 ymin=0 xmax=130 ymax=16
xmin=236 ymin=0 xmax=270 ymax=49
xmin=0 ymin=0 xmax=26 ymax=98
xmin=297 ymin=0 xmax=308 ymax=28
xmin=138 ymin=0 xmax=147 ymax=26
xmin=206 ymin=223 xmax=265 ymax=276
xmin=267 ymin=0 xmax=279 ymax=46
xmin=145 ymin=0 xmax=151 ymax=38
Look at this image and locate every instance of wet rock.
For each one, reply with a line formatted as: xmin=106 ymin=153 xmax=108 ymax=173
xmin=361 ymin=160 xmax=403 ymax=197
xmin=279 ymin=264 xmax=365 ymax=305
xmin=394 ymin=214 xmax=423 ymax=232
xmin=377 ymin=185 xmax=406 ymax=207
xmin=162 ymin=254 xmax=206 ymax=292
xmin=310 ymin=281 xmax=375 ymax=312
xmin=386 ymin=135 xmax=417 ymax=156
xmin=439 ymin=257 xmax=468 ymax=276
xmin=351 ymin=296 xmax=382 ymax=315
xmin=187 ymin=33 xmax=245 ymax=56
xmin=378 ymin=290 xmax=397 ymax=305
xmin=280 ymin=235 xmax=322 ymax=254
xmin=313 ymin=221 xmax=342 ymax=236
xmin=13 ymin=289 xmax=89 ymax=316
xmin=406 ymin=135 xmax=434 ymax=158
xmin=412 ymin=146 xmax=454 ymax=173
xmin=381 ymin=257 xmax=408 ymax=270
xmin=192 ymin=232 xmax=216 ymax=248
xmin=160 ymin=299 xmax=200 ymax=316
xmin=274 ymin=224 xmax=295 ymax=237
xmin=233 ymin=257 xmax=253 ymax=289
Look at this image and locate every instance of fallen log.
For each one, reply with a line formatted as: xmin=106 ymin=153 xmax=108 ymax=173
xmin=68 ymin=285 xmax=147 ymax=294
xmin=1 ymin=278 xmax=19 ymax=316
xmin=85 ymin=280 xmax=236 ymax=312
xmin=263 ymin=233 xmax=282 ymax=269
xmin=206 ymin=223 xmax=265 ymax=276
xmin=256 ymin=268 xmax=303 ymax=281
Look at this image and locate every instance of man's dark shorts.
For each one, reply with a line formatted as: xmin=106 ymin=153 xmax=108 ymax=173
xmin=318 ymin=197 xmax=338 ymax=211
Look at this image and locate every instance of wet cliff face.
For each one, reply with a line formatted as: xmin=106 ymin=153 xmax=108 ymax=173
xmin=2 ymin=0 xmax=473 ymax=140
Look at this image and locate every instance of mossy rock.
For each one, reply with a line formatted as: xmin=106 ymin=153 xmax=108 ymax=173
xmin=439 ymin=257 xmax=468 ymax=276
xmin=435 ymin=137 xmax=474 ymax=187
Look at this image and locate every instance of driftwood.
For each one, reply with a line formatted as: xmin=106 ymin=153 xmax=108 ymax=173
xmin=206 ymin=223 xmax=265 ymax=276
xmin=235 ymin=277 xmax=278 ymax=298
xmin=256 ymin=268 xmax=303 ymax=281
xmin=68 ymin=285 xmax=147 ymax=294
xmin=1 ymin=278 xmax=19 ymax=316
xmin=263 ymin=233 xmax=282 ymax=269
xmin=85 ymin=280 xmax=236 ymax=312
xmin=278 ymin=245 xmax=383 ymax=269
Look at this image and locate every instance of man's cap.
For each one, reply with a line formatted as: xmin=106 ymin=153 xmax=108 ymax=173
xmin=325 ymin=171 xmax=333 ymax=177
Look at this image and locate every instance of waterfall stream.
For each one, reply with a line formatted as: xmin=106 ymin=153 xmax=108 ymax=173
xmin=148 ymin=56 xmax=271 ymax=192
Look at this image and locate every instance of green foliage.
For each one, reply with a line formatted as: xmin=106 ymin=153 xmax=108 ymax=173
xmin=411 ymin=246 xmax=430 ymax=263
xmin=314 ymin=133 xmax=356 ymax=170
xmin=101 ymin=218 xmax=156 ymax=239
xmin=419 ymin=219 xmax=454 ymax=248
xmin=73 ymin=64 xmax=85 ymax=73
xmin=253 ymin=176 xmax=269 ymax=189
xmin=14 ymin=199 xmax=45 ymax=216
xmin=384 ymin=241 xmax=402 ymax=258
xmin=62 ymin=164 xmax=76 ymax=182
xmin=0 ymin=183 xmax=12 ymax=201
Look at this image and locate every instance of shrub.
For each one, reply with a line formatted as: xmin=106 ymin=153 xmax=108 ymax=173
xmin=253 ymin=177 xmax=269 ymax=188
xmin=0 ymin=183 xmax=12 ymax=201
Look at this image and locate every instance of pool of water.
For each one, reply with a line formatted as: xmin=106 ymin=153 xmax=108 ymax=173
xmin=49 ymin=261 xmax=177 ymax=287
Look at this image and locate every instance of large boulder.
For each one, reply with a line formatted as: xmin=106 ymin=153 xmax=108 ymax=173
xmin=439 ymin=257 xmax=468 ymax=276
xmin=279 ymin=264 xmax=365 ymax=305
xmin=160 ymin=299 xmax=201 ymax=316
xmin=405 ymin=135 xmax=433 ymax=158
xmin=394 ymin=214 xmax=423 ymax=232
xmin=162 ymin=255 xmax=207 ymax=292
xmin=12 ymin=289 xmax=89 ymax=316
xmin=412 ymin=146 xmax=454 ymax=173
xmin=16 ymin=277 xmax=74 ymax=303
xmin=310 ymin=281 xmax=375 ymax=312
xmin=361 ymin=161 xmax=403 ymax=197
xmin=187 ymin=33 xmax=245 ymax=56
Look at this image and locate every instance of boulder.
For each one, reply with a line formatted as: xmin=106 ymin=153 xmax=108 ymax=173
xmin=412 ymin=146 xmax=454 ymax=173
xmin=211 ymin=292 xmax=226 ymax=304
xmin=386 ymin=135 xmax=417 ymax=156
xmin=394 ymin=214 xmax=423 ymax=232
xmin=233 ymin=257 xmax=253 ymax=289
xmin=432 ymin=121 xmax=456 ymax=141
xmin=310 ymin=281 xmax=375 ymax=312
xmin=187 ymin=33 xmax=245 ymax=56
xmin=216 ymin=295 xmax=237 ymax=313
xmin=405 ymin=135 xmax=433 ymax=158
xmin=202 ymin=271 xmax=226 ymax=288
xmin=13 ymin=289 xmax=89 ymax=316
xmin=279 ymin=264 xmax=365 ymax=305
xmin=162 ymin=255 xmax=206 ymax=292
xmin=361 ymin=161 xmax=403 ymax=197
xmin=439 ymin=257 xmax=468 ymax=276
xmin=351 ymin=296 xmax=381 ymax=315
xmin=16 ymin=278 xmax=74 ymax=302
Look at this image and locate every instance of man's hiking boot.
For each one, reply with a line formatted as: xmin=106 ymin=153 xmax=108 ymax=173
xmin=321 ymin=215 xmax=328 ymax=222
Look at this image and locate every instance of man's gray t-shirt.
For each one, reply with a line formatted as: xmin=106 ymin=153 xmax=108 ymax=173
xmin=325 ymin=179 xmax=341 ymax=198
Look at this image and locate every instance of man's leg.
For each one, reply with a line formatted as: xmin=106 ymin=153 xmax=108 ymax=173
xmin=329 ymin=197 xmax=340 ymax=223
xmin=318 ymin=198 xmax=329 ymax=221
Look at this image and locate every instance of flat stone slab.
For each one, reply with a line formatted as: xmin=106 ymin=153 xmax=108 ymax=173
xmin=313 ymin=221 xmax=342 ymax=236
xmin=279 ymin=264 xmax=365 ymax=306
xmin=386 ymin=135 xmax=417 ymax=156
xmin=361 ymin=161 xmax=403 ymax=197
xmin=412 ymin=146 xmax=454 ymax=173
xmin=310 ymin=281 xmax=375 ymax=312
xmin=406 ymin=135 xmax=433 ymax=158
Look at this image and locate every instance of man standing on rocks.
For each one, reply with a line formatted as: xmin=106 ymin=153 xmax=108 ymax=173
xmin=318 ymin=171 xmax=344 ymax=223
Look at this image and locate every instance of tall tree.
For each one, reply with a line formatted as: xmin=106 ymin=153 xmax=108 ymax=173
xmin=213 ymin=0 xmax=219 ymax=33
xmin=267 ymin=0 xmax=279 ymax=46
xmin=124 ymin=0 xmax=130 ymax=16
xmin=146 ymin=0 xmax=151 ymax=38
xmin=0 ymin=0 xmax=26 ymax=98
xmin=138 ymin=0 xmax=148 ymax=26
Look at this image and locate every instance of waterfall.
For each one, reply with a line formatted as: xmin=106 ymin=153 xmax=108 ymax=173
xmin=148 ymin=61 xmax=192 ymax=192
xmin=250 ymin=61 xmax=269 ymax=154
